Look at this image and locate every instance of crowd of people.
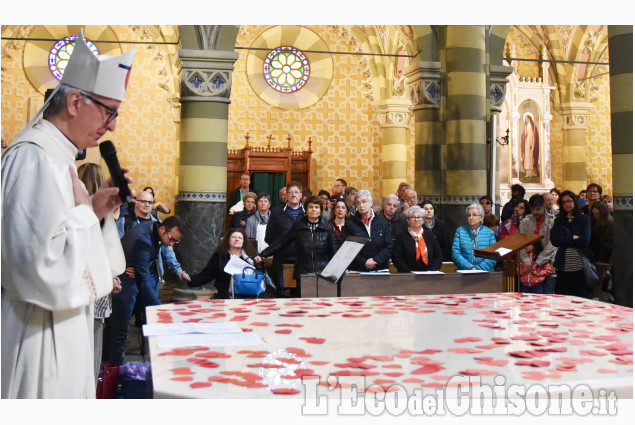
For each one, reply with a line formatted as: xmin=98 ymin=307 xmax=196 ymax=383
xmin=215 ymin=178 xmax=613 ymax=303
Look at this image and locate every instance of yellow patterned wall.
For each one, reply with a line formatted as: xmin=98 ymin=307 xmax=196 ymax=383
xmin=1 ymin=25 xmax=180 ymax=213
xmin=548 ymin=60 xmax=613 ymax=196
xmin=585 ymin=68 xmax=613 ymax=196
xmin=229 ymin=25 xmax=395 ymax=199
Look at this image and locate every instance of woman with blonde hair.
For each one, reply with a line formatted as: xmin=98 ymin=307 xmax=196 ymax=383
xmin=231 ymin=191 xmax=258 ymax=229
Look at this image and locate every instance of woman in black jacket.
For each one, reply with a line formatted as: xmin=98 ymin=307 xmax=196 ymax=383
xmin=257 ymin=196 xmax=338 ymax=291
xmin=392 ymin=206 xmax=442 ymax=272
xmin=550 ymin=190 xmax=592 ymax=297
xmin=189 ymin=228 xmax=259 ymax=299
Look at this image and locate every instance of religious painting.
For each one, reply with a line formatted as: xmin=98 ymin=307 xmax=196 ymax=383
xmin=518 ymin=101 xmax=540 ymax=183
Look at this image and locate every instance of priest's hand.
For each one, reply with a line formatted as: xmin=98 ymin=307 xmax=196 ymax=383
xmin=90 ymin=168 xmax=135 ymax=221
xmin=112 ymin=276 xmax=122 ymax=294
xmin=70 ymin=166 xmax=91 ymax=207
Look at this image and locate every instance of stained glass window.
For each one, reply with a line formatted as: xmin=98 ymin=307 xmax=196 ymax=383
xmin=48 ymin=36 xmax=99 ymax=81
xmin=263 ymin=46 xmax=310 ymax=93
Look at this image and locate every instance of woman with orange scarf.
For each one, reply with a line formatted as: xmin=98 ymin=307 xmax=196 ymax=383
xmin=392 ymin=206 xmax=442 ymax=272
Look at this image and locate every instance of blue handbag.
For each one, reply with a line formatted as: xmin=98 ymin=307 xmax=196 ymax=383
xmin=231 ymin=266 xmax=265 ymax=298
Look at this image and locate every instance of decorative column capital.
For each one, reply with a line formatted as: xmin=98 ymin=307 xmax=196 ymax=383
xmin=405 ymin=61 xmax=442 ymax=110
xmin=376 ymin=99 xmax=412 ymax=128
xmin=178 ymin=49 xmax=240 ymax=103
xmin=489 ymin=64 xmax=513 ymax=112
xmin=555 ymin=102 xmax=594 ymax=130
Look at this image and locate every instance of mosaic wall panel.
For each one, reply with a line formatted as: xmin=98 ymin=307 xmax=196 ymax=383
xmin=1 ymin=25 xmax=180 ymax=214
xmin=229 ymin=25 xmax=415 ymax=199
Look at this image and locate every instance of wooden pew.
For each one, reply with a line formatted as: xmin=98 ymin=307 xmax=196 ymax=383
xmin=300 ymin=271 xmax=503 ymax=298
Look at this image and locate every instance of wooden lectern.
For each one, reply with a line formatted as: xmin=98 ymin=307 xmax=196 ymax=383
xmin=473 ymin=233 xmax=543 ymax=292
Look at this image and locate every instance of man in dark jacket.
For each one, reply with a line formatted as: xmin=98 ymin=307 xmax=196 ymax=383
xmin=227 ymin=173 xmax=251 ymax=213
xmin=264 ymin=181 xmax=305 ymax=296
xmin=379 ymin=193 xmax=405 ymax=245
xmin=344 ymin=190 xmax=393 ymax=271
xmin=104 ymin=216 xmax=185 ymax=365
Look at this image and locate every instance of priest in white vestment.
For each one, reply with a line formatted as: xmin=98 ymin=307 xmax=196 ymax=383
xmin=1 ymin=31 xmax=135 ymax=398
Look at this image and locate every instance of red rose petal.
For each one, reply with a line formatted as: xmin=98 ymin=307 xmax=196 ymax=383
xmin=275 ymin=329 xmax=292 ymax=334
xmin=411 ymin=364 xmax=445 ymax=375
xmin=171 ymin=367 xmax=195 ymax=375
xmin=171 ymin=376 xmax=194 ymax=381
xmin=515 ymin=360 xmax=550 ymax=367
xmin=195 ymin=351 xmax=231 ymax=358
xmin=299 ymin=337 xmax=326 ymax=344
xmin=454 ymin=337 xmax=483 ymax=343
xmin=271 ymin=388 xmax=301 ymax=395
xmin=448 ymin=347 xmax=483 ymax=354
xmin=190 ymin=382 xmax=212 ymax=389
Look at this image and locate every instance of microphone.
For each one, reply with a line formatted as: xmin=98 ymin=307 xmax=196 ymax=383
xmin=99 ymin=140 xmax=134 ymax=204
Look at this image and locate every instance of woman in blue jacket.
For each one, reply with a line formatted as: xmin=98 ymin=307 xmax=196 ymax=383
xmin=550 ymin=190 xmax=591 ymax=297
xmin=452 ymin=203 xmax=497 ymax=271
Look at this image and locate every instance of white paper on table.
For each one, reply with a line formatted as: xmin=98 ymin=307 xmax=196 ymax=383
xmin=224 ymin=254 xmax=254 ymax=275
xmin=360 ymin=269 xmax=391 ymax=275
xmin=456 ymin=269 xmax=488 ymax=274
xmin=156 ymin=332 xmax=265 ymax=348
xmin=143 ymin=322 xmax=243 ymax=337
xmin=411 ymin=271 xmax=445 ymax=275
xmin=495 ymin=247 xmax=513 ymax=256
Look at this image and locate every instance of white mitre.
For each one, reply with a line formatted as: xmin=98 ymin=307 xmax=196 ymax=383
xmin=61 ymin=29 xmax=136 ymax=101
xmin=17 ymin=29 xmax=136 ymax=135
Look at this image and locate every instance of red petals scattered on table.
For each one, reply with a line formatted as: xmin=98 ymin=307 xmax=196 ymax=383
xmin=299 ymin=337 xmax=326 ymax=344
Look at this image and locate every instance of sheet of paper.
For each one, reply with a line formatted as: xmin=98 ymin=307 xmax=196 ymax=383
xmin=360 ymin=269 xmax=391 ymax=275
xmin=411 ymin=271 xmax=445 ymax=275
xmin=320 ymin=238 xmax=367 ymax=281
xmin=156 ymin=332 xmax=265 ymax=349
xmin=143 ymin=322 xmax=243 ymax=337
xmin=224 ymin=254 xmax=254 ymax=276
xmin=495 ymin=247 xmax=512 ymax=256
xmin=456 ymin=269 xmax=488 ymax=274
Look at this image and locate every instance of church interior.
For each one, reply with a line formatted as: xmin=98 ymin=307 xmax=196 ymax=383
xmin=1 ymin=24 xmax=631 ymax=307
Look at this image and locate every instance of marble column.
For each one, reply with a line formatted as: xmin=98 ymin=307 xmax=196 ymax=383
xmin=175 ymin=48 xmax=239 ymax=276
xmin=608 ymin=26 xmax=633 ymax=307
xmin=442 ymin=25 xmax=489 ymax=233
xmin=405 ymin=60 xmax=442 ymax=202
xmin=376 ymin=99 xmax=412 ymax=199
xmin=555 ymin=102 xmax=594 ymax=194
